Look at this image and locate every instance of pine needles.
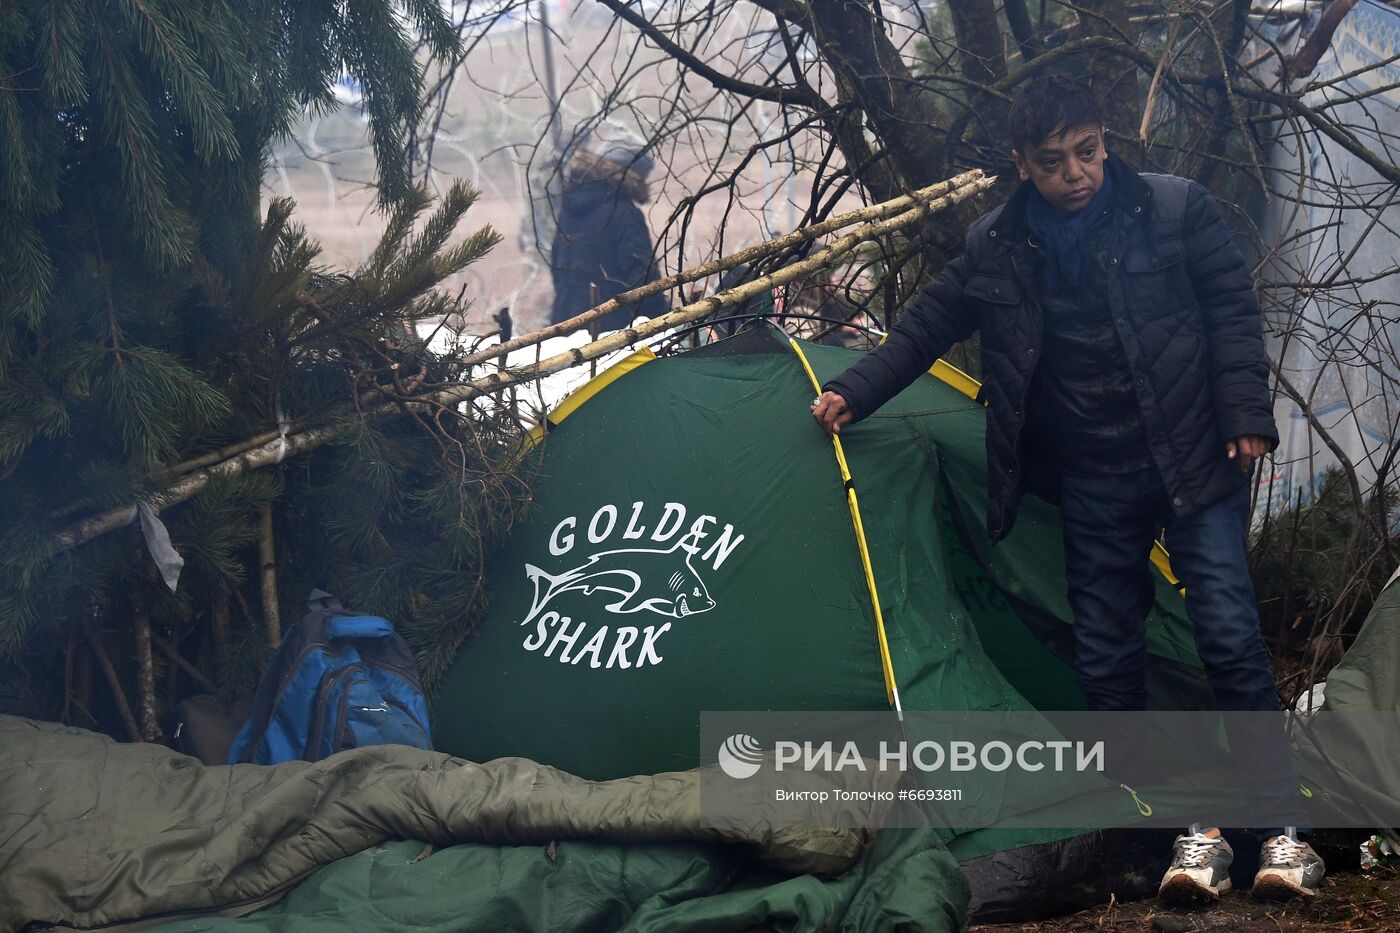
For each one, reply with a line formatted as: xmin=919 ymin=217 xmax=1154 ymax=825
xmin=0 ymin=1 xmax=531 ymax=739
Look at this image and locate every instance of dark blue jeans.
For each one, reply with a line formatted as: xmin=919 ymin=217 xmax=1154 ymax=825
xmin=1060 ymin=467 xmax=1278 ymax=713
xmin=1060 ymin=466 xmax=1305 ymax=832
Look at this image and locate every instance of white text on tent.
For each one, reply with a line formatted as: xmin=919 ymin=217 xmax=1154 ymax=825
xmin=522 ymin=610 xmax=671 ymax=669
xmin=548 ymin=501 xmax=746 ymax=570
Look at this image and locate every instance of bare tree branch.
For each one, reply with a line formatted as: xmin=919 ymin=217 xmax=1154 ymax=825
xmin=1285 ymin=0 xmax=1361 ymax=81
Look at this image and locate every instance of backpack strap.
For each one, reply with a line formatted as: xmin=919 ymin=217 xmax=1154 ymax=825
xmin=328 ymin=614 xmax=394 ymax=639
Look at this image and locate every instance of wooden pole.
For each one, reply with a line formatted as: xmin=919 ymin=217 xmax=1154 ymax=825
xmin=258 ymin=502 xmax=282 ymax=647
xmin=132 ymin=610 xmax=161 ymax=740
xmin=588 ymin=282 xmax=600 ymax=378
xmin=150 ymin=629 xmax=220 ymax=694
xmin=211 ymin=588 xmax=230 ymax=668
xmin=50 ymin=172 xmax=996 ymax=556
xmin=453 ymin=170 xmax=989 ymax=368
xmin=90 ymin=633 xmax=142 ymax=742
xmin=123 ymin=171 xmax=991 ymax=488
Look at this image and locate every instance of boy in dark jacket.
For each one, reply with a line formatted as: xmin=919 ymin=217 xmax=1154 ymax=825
xmin=812 ymin=76 xmax=1323 ymax=904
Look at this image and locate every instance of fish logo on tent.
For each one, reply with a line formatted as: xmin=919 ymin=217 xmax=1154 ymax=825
xmin=520 ymin=537 xmax=717 ymax=626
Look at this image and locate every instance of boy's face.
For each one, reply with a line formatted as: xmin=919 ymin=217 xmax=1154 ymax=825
xmin=1012 ymin=123 xmax=1107 ymax=214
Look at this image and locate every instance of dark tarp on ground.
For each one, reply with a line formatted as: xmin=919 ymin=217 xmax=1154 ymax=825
xmin=0 ymin=715 xmax=966 ymax=933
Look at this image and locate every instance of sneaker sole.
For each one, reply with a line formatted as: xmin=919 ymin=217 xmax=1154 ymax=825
xmin=1159 ymin=874 xmax=1232 ymax=905
xmin=1252 ymin=874 xmax=1317 ymax=901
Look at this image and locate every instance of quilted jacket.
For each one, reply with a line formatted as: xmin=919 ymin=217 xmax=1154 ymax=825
xmin=824 ymin=155 xmax=1278 ymax=542
xmin=550 ymin=177 xmax=667 ymax=330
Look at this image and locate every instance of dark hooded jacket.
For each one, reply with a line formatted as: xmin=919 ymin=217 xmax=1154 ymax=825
xmin=823 ymin=156 xmax=1278 ymax=542
xmin=550 ymin=174 xmax=667 ymax=331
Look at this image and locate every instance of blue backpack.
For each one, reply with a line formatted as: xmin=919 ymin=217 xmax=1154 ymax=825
xmin=227 ymin=589 xmax=432 ymax=765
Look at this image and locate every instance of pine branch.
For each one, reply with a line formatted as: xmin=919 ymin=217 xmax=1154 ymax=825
xmin=37 ymin=0 xmax=89 ymax=104
xmin=0 ymin=217 xmax=55 ymax=325
xmin=365 ymin=187 xmax=433 ymax=279
xmin=341 ymin=0 xmax=424 ymax=204
xmin=0 ymin=84 xmax=39 ymax=210
xmin=91 ymin=17 xmax=192 ymax=266
xmin=117 ymin=0 xmax=239 ymax=163
xmin=97 ymin=345 xmax=231 ymax=465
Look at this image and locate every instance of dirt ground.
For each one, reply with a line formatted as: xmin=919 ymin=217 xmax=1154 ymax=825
xmin=972 ymin=867 xmax=1400 ymax=932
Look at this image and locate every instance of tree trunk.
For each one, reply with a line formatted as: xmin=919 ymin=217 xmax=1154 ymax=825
xmin=1195 ymin=0 xmax=1264 ymax=187
xmin=798 ymin=0 xmax=979 ymax=260
xmin=947 ymin=0 xmax=1009 ymax=88
xmin=1004 ymin=0 xmax=1042 ymax=61
xmin=943 ymin=0 xmax=1015 ymax=183
xmin=1076 ymin=0 xmax=1142 ymax=166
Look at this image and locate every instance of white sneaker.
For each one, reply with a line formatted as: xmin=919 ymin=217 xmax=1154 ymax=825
xmin=1158 ymin=829 xmax=1233 ymax=904
xmin=1253 ymin=834 xmax=1325 ymax=900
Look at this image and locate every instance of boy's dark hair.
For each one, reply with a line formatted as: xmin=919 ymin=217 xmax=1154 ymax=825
xmin=1007 ymin=75 xmax=1103 ymax=152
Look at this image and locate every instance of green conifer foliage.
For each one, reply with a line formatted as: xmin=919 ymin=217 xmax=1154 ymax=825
xmin=0 ymin=2 xmax=528 ymax=738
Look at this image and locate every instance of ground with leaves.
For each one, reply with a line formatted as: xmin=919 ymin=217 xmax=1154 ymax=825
xmin=973 ymin=868 xmax=1400 ymax=931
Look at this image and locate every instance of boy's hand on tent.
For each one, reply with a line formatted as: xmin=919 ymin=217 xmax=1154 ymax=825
xmin=1226 ymin=435 xmax=1269 ymax=473
xmin=811 ymin=391 xmax=854 ymax=436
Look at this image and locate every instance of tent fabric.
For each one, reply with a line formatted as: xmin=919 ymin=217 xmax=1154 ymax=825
xmin=426 ymin=325 xmax=1212 ymax=918
xmin=27 ymin=326 xmax=1369 ymax=930
xmin=959 ymin=827 xmax=1176 ymax=922
xmin=1291 ymin=572 xmax=1400 ymax=832
xmin=1317 ymin=572 xmax=1400 ymax=713
xmin=433 ymin=326 xmax=1206 ymax=781
xmin=0 ymin=715 xmax=883 ymax=932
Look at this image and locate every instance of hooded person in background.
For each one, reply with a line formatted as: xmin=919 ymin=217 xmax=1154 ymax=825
xmin=550 ymin=126 xmax=668 ymax=332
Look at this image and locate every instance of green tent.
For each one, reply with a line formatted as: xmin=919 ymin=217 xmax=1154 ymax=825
xmin=435 ymin=324 xmax=1207 ymax=778
xmin=432 ymin=325 xmax=1217 ymax=918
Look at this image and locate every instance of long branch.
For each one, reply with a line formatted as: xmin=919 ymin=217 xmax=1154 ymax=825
xmin=51 ymin=174 xmax=996 ymax=556
xmin=1286 ymin=0 xmax=1360 ymax=80
xmin=594 ymin=0 xmax=821 ymax=108
xmin=455 ymin=170 xmax=987 ymax=368
xmin=143 ymin=172 xmax=986 ymax=483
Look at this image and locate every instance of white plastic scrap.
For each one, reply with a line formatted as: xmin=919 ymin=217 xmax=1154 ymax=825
xmin=1361 ymin=835 xmax=1394 ymax=871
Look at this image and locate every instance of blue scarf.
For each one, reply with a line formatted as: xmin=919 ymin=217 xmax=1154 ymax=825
xmin=1023 ymin=170 xmax=1116 ymax=293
